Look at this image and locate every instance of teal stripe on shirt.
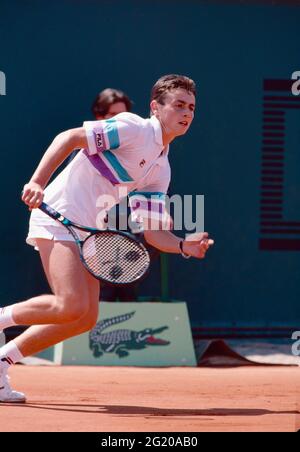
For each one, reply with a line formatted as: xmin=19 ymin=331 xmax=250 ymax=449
xmin=105 ymin=119 xmax=120 ymax=149
xmin=102 ymin=151 xmax=133 ymax=182
xmin=128 ymin=192 xmax=165 ymax=199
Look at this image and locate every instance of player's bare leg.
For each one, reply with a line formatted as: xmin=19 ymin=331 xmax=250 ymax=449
xmin=0 ymin=239 xmax=99 ymax=401
xmin=5 ymin=240 xmax=98 ymax=326
xmin=13 ymin=239 xmax=100 ymax=357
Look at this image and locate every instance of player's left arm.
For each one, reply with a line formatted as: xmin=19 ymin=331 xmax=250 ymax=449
xmin=144 ymin=228 xmax=214 ymax=259
xmin=128 ymin=166 xmax=214 ymax=259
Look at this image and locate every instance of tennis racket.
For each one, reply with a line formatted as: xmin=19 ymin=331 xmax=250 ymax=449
xmin=39 ymin=202 xmax=151 ymax=285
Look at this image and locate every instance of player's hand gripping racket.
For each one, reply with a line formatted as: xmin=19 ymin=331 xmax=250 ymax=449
xmin=39 ymin=202 xmax=150 ymax=285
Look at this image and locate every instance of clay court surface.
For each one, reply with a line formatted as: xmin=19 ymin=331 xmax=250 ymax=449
xmin=0 ymin=365 xmax=299 ymax=432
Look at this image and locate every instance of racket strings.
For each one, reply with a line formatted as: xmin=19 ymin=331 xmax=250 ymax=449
xmin=82 ymin=232 xmax=150 ymax=284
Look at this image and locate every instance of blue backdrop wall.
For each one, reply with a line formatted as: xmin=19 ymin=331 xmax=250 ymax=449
xmin=0 ymin=0 xmax=299 ymax=328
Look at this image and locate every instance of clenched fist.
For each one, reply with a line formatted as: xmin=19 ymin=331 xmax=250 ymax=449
xmin=182 ymin=232 xmax=214 ymax=259
xmin=22 ymin=181 xmax=44 ymax=210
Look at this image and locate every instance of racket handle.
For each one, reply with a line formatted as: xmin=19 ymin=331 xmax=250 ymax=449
xmin=39 ymin=202 xmax=63 ymax=220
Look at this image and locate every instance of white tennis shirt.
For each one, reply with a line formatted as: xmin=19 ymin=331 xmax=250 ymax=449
xmin=29 ymin=113 xmax=171 ymax=230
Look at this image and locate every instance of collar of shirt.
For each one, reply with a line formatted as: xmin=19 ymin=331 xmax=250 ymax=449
xmin=149 ymin=115 xmax=169 ymax=157
xmin=149 ymin=115 xmax=163 ymax=147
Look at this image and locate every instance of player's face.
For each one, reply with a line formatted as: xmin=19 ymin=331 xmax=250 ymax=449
xmin=153 ymin=88 xmax=195 ymax=139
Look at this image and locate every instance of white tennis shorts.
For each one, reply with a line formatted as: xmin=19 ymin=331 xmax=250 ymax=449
xmin=26 ymin=223 xmax=73 ymax=250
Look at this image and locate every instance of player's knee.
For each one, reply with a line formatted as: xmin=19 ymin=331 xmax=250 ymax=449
xmin=56 ymin=295 xmax=89 ymax=323
xmin=80 ymin=316 xmax=98 ymax=333
xmin=78 ymin=305 xmax=99 ymax=333
xmin=74 ymin=314 xmax=98 ymax=334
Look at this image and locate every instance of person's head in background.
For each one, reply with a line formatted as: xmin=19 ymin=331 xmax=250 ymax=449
xmin=91 ymin=88 xmax=133 ymax=120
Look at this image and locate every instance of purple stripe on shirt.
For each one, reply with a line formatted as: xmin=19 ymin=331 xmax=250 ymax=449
xmin=131 ymin=199 xmax=164 ymax=214
xmin=83 ymin=149 xmax=119 ymax=185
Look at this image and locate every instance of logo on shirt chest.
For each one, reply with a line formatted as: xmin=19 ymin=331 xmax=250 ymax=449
xmin=139 ymin=159 xmax=146 ymax=168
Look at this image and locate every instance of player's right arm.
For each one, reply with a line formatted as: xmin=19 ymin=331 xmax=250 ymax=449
xmin=23 ymin=113 xmax=142 ymax=209
xmin=22 ymin=127 xmax=87 ymax=209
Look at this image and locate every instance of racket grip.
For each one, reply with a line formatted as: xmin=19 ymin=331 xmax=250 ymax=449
xmin=39 ymin=202 xmax=63 ymax=220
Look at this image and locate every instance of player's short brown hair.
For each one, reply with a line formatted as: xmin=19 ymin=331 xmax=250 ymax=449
xmin=91 ymin=88 xmax=132 ymax=118
xmin=151 ymin=74 xmax=196 ymax=105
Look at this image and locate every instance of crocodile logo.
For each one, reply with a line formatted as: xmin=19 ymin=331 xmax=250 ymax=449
xmin=89 ymin=311 xmax=170 ymax=358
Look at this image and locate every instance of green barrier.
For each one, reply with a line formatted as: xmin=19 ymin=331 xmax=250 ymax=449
xmin=53 ymin=302 xmax=196 ymax=366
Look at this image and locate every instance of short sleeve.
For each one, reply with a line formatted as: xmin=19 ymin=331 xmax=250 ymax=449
xmin=83 ymin=112 xmax=142 ymax=156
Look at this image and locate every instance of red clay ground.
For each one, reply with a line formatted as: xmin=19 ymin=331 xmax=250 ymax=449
xmin=0 ymin=365 xmax=299 ymax=432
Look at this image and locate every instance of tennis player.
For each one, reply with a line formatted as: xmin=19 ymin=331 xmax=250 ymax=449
xmin=0 ymin=74 xmax=213 ymax=402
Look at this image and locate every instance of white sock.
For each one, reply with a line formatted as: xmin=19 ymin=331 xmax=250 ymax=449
xmin=0 ymin=306 xmax=17 ymax=331
xmin=0 ymin=341 xmax=24 ymax=372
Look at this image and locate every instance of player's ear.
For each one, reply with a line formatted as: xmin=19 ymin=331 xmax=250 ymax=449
xmin=150 ymin=100 xmax=159 ymax=116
